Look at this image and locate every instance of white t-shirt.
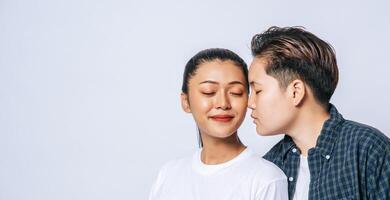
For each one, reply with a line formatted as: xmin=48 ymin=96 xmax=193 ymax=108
xmin=293 ymin=155 xmax=310 ymax=200
xmin=149 ymin=148 xmax=288 ymax=200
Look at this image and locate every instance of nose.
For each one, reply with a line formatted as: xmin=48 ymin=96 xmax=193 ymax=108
xmin=248 ymin=93 xmax=256 ymax=110
xmin=216 ymin=92 xmax=231 ymax=110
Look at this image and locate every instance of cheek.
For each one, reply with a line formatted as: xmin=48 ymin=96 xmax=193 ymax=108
xmin=197 ymin=100 xmax=212 ymax=110
xmin=255 ymin=92 xmax=277 ymax=113
xmin=260 ymin=93 xmax=293 ymax=132
xmin=232 ymin=96 xmax=248 ymax=110
xmin=255 ymin=91 xmax=288 ymax=118
xmin=189 ymin=94 xmax=212 ymax=112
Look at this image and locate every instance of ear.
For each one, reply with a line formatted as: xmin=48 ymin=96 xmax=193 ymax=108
xmin=181 ymin=93 xmax=191 ymax=113
xmin=288 ymin=79 xmax=305 ymax=106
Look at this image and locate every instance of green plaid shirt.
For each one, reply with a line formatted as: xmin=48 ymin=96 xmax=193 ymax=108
xmin=264 ymin=104 xmax=390 ymax=200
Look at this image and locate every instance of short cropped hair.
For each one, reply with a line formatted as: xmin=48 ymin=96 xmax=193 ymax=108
xmin=251 ymin=26 xmax=339 ymax=106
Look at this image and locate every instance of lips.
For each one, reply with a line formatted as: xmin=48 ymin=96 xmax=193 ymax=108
xmin=251 ymin=114 xmax=258 ymax=124
xmin=209 ymin=114 xmax=234 ymax=122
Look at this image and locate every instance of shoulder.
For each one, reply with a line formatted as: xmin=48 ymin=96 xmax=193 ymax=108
xmin=245 ymin=154 xmax=288 ymax=198
xmin=150 ymin=155 xmax=192 ymax=190
xmin=149 ymin=155 xmax=192 ymax=198
xmin=340 ymin=120 xmax=389 ymax=151
xmin=341 ymin=120 xmax=385 ymax=138
xmin=338 ymin=120 xmax=390 ymax=167
xmin=263 ymin=138 xmax=286 ymax=164
xmin=158 ymin=155 xmax=193 ymax=175
xmin=152 ymin=152 xmax=194 ymax=186
xmin=255 ymin=158 xmax=287 ymax=182
xmin=245 ymin=150 xmax=287 ymax=184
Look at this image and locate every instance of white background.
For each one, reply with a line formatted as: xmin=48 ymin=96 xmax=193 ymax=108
xmin=1 ymin=0 xmax=389 ymax=199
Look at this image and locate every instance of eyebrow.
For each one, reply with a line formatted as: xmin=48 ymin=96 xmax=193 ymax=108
xmin=199 ymin=80 xmax=245 ymax=86
xmin=249 ymin=81 xmax=262 ymax=86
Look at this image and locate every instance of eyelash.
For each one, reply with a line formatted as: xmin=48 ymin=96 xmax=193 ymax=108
xmin=255 ymin=90 xmax=262 ymax=94
xmin=230 ymin=92 xmax=243 ymax=96
xmin=201 ymin=92 xmax=243 ymax=96
xmin=202 ymin=92 xmax=215 ymax=96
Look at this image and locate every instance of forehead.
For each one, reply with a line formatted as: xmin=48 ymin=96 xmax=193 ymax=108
xmin=249 ymin=57 xmax=268 ymax=80
xmin=249 ymin=57 xmax=282 ymax=88
xmin=192 ymin=60 xmax=245 ymax=82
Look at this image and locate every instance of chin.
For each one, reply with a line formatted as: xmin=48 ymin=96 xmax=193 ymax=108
xmin=255 ymin=127 xmax=281 ymax=136
xmin=214 ymin=132 xmax=236 ymax=139
xmin=209 ymin=128 xmax=238 ymax=138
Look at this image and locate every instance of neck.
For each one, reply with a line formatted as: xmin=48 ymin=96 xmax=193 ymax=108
xmin=288 ymin=103 xmax=330 ymax=156
xmin=200 ymin=132 xmax=246 ymax=164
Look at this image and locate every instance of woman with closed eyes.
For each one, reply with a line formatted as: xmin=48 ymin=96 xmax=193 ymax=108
xmin=149 ymin=48 xmax=288 ymax=200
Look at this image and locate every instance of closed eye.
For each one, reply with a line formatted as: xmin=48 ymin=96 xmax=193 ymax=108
xmin=202 ymin=92 xmax=215 ymax=96
xmin=230 ymin=92 xmax=243 ymax=96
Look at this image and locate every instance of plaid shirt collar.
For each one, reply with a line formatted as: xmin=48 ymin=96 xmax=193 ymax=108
xmin=280 ymin=104 xmax=345 ymax=160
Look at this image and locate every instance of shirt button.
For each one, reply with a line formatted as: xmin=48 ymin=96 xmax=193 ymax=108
xmin=288 ymin=177 xmax=294 ymax=182
xmin=325 ymin=155 xmax=331 ymax=160
xmin=292 ymin=148 xmax=297 ymax=153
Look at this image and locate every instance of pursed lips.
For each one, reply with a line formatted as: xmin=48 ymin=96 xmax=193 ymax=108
xmin=251 ymin=113 xmax=258 ymax=124
xmin=250 ymin=113 xmax=257 ymax=119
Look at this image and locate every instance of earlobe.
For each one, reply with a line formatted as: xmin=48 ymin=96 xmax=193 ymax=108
xmin=180 ymin=93 xmax=191 ymax=113
xmin=290 ymin=80 xmax=305 ymax=106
